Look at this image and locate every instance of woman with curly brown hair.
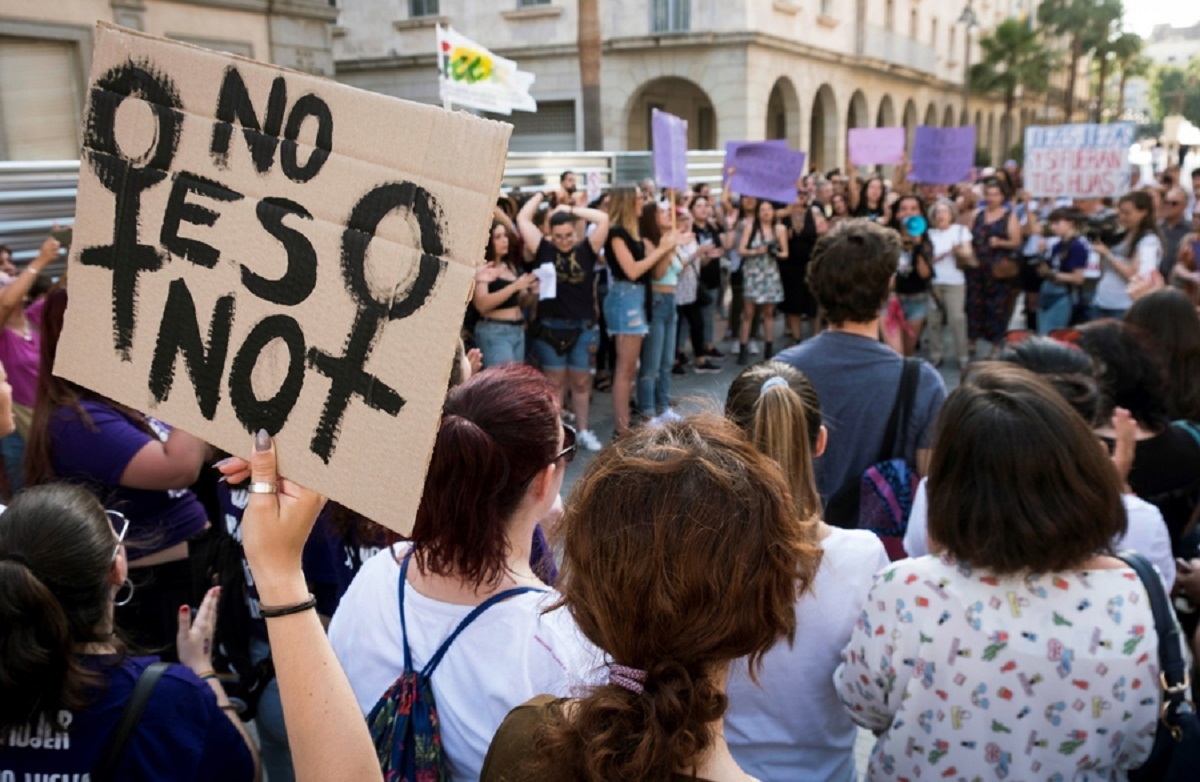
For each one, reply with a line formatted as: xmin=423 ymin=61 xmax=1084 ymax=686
xmin=480 ymin=416 xmax=822 ymax=782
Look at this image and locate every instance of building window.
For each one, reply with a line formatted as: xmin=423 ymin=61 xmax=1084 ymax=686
xmin=820 ymin=0 xmax=833 ymax=15
xmin=931 ymin=17 xmax=938 ymax=49
xmin=910 ymin=9 xmax=918 ymax=40
xmin=885 ymin=0 xmax=895 ymax=31
xmin=409 ymin=0 xmax=439 ymax=17
xmin=518 ymin=0 xmax=550 ymax=5
xmin=651 ymin=0 xmax=690 ymax=33
xmin=0 ymin=38 xmax=82 ymax=159
xmin=949 ymin=25 xmax=957 ymax=60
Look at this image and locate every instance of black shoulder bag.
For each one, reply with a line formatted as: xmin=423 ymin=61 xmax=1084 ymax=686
xmin=1119 ymin=552 xmax=1200 ymax=782
xmin=93 ymin=661 xmax=170 ymax=782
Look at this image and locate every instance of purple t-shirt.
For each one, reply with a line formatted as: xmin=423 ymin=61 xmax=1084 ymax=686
xmin=50 ymin=400 xmax=208 ymax=559
xmin=0 ymin=656 xmax=254 ymax=781
xmin=0 ymin=298 xmax=45 ymax=407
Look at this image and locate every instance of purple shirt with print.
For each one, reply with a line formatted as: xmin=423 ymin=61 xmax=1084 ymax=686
xmin=50 ymin=400 xmax=208 ymax=559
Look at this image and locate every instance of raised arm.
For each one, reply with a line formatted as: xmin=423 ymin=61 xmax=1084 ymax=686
xmin=573 ymin=206 xmax=609 ymax=253
xmin=516 ymin=192 xmax=548 ymax=260
xmin=0 ymin=234 xmax=59 ymax=325
xmin=222 ymin=433 xmax=383 ymax=782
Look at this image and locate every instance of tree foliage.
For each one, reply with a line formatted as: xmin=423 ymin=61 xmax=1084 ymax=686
xmin=1150 ymin=60 xmax=1200 ymax=123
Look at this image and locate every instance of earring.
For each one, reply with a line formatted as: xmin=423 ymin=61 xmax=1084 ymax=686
xmin=113 ymin=578 xmax=135 ymax=607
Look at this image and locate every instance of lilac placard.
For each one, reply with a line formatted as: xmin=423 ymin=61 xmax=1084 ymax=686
xmin=908 ymin=125 xmax=975 ymax=185
xmin=848 ymin=127 xmax=906 ymax=166
xmin=723 ymin=139 xmax=788 ymax=182
xmin=728 ymin=143 xmax=808 ymax=204
xmin=652 ymin=109 xmax=689 ymax=191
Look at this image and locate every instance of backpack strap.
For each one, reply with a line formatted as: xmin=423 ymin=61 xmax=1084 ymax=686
xmin=880 ymin=358 xmax=921 ymax=462
xmin=1115 ymin=552 xmax=1191 ymax=724
xmin=93 ymin=661 xmax=170 ymax=782
xmin=397 ymin=550 xmax=547 ymax=680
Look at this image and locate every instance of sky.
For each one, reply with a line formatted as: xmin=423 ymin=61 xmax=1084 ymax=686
xmin=1123 ymin=1 xmax=1198 ymax=38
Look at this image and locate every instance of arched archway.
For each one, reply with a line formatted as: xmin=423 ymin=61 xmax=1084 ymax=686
xmin=625 ymin=77 xmax=717 ymax=150
xmin=876 ymin=95 xmax=896 ymax=128
xmin=766 ymin=77 xmax=802 ymax=149
xmin=902 ymin=98 xmax=918 ymax=148
xmin=809 ymin=84 xmax=838 ymax=172
xmin=943 ymin=105 xmax=956 ymax=128
xmin=924 ymin=102 xmax=938 ymax=127
xmin=847 ymin=89 xmax=869 ymax=131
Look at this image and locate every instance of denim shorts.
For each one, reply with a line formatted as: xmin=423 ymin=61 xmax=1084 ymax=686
xmin=474 ymin=320 xmax=525 ymax=367
xmin=602 ymin=280 xmax=649 ymax=336
xmin=532 ymin=319 xmax=599 ymax=371
xmin=898 ymin=293 xmax=929 ymax=322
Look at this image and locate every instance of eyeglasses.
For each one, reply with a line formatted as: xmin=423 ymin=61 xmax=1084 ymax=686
xmin=106 ymin=510 xmax=129 ymax=563
xmin=553 ymin=424 xmax=577 ymax=465
xmin=1165 ymin=200 xmax=1184 ymax=206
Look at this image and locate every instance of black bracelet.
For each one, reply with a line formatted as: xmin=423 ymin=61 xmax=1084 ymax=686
xmin=259 ymin=594 xmax=318 ymax=618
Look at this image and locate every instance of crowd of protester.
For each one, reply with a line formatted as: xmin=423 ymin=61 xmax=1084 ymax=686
xmin=1 ymin=156 xmax=1199 ymax=782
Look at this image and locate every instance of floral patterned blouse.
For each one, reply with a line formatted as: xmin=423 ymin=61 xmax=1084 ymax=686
xmin=834 ymin=554 xmax=1160 ymax=781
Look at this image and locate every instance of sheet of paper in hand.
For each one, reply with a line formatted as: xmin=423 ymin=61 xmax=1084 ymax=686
xmin=55 ymin=23 xmax=512 ymax=534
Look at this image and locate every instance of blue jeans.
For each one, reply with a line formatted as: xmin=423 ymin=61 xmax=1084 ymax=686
xmin=251 ymin=637 xmax=294 ymax=782
xmin=638 ymin=291 xmax=677 ymax=415
xmin=474 ymin=320 xmax=525 ymax=367
xmin=1037 ymin=282 xmax=1074 ymax=334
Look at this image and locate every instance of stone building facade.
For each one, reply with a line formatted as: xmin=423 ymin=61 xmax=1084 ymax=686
xmin=0 ymin=0 xmax=336 ymax=160
xmin=334 ymin=0 xmax=1057 ymax=168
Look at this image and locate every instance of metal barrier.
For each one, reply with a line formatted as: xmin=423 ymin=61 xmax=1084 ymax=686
xmin=0 ymin=151 xmax=728 ymax=265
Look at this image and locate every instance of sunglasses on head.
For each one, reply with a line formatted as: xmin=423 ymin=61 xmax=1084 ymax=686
xmin=522 ymin=424 xmax=576 ymax=487
xmin=1005 ymin=328 xmax=1083 ymax=347
xmin=107 ymin=510 xmax=129 ymax=563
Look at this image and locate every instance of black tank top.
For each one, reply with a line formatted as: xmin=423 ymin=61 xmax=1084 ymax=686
xmin=487 ymin=278 xmax=521 ymax=310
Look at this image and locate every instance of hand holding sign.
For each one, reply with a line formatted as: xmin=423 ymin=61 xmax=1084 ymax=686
xmin=56 ymin=24 xmax=512 ymax=533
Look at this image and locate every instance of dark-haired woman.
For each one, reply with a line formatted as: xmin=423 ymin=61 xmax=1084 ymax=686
xmin=724 ymin=364 xmax=886 ymax=780
xmin=889 ymin=195 xmax=933 ymax=357
xmin=851 ymin=175 xmax=888 ymax=222
xmin=0 ymin=484 xmax=256 ymax=779
xmin=1126 ymin=288 xmax=1200 ymax=423
xmin=1080 ymin=320 xmax=1200 ymax=553
xmin=1092 ymin=191 xmax=1163 ymax=319
xmin=737 ymin=199 xmax=788 ymax=363
xmin=782 ymin=188 xmax=825 ymax=343
xmin=25 ymin=288 xmax=211 ymax=657
xmin=837 ymin=364 xmax=1164 ymax=780
xmin=473 ymin=221 xmax=538 ymax=367
xmin=967 ymin=178 xmax=1022 ymax=358
xmin=328 ymin=365 xmax=600 ymax=780
xmin=481 ymin=415 xmax=822 ymax=782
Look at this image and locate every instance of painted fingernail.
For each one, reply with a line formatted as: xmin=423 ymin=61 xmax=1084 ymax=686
xmin=213 ymin=457 xmax=233 ymax=468
xmin=255 ymin=429 xmax=270 ymax=452
xmin=180 ymin=606 xmax=188 ymax=613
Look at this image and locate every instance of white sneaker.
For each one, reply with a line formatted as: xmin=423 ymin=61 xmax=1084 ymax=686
xmin=576 ymin=428 xmax=603 ymax=452
xmin=656 ymin=408 xmax=683 ymax=424
xmin=749 ymin=340 xmax=761 ymax=355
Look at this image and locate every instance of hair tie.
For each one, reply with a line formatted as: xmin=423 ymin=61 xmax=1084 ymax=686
xmin=760 ymin=376 xmax=790 ymax=396
xmin=608 ymin=663 xmax=647 ymax=695
xmin=0 ymin=552 xmax=29 ymax=568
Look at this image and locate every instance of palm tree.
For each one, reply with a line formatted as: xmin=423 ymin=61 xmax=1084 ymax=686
xmin=1111 ymin=37 xmax=1149 ymax=119
xmin=1092 ymin=31 xmax=1140 ymax=121
xmin=1037 ymin=0 xmax=1123 ymax=121
xmin=970 ymin=18 xmax=1057 ymax=152
xmin=578 ymin=0 xmax=602 ymax=150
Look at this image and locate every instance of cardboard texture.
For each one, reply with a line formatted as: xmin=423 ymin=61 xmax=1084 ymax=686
xmin=848 ymin=127 xmax=906 ymax=166
xmin=55 ymin=23 xmax=512 ymax=533
xmin=1024 ymin=123 xmax=1133 ymax=198
xmin=908 ymin=126 xmax=976 ymax=185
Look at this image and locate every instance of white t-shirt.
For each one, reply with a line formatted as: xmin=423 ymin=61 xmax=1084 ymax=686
xmin=1093 ymin=234 xmax=1163 ymax=310
xmin=328 ymin=544 xmax=603 ymax=781
xmin=927 ymin=225 xmax=973 ymax=286
xmin=726 ymin=528 xmax=889 ymax=782
xmin=904 ymin=478 xmax=1176 ymax=588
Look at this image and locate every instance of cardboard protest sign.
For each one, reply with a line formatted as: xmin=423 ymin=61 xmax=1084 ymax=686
xmin=651 ymin=109 xmax=689 ymax=191
xmin=908 ymin=126 xmax=975 ymax=185
xmin=728 ymin=143 xmax=807 ymax=204
xmin=1024 ymin=123 xmax=1133 ymax=198
xmin=56 ymin=23 xmax=511 ymax=533
xmin=849 ymin=127 xmax=906 ymax=166
xmin=723 ymin=139 xmax=787 ymax=183
xmin=585 ymin=170 xmax=602 ymax=203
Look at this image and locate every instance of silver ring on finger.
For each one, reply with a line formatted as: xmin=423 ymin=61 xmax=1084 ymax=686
xmin=247 ymin=481 xmax=277 ymax=495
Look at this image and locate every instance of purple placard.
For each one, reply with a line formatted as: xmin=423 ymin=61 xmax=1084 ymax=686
xmin=652 ymin=109 xmax=689 ymax=191
xmin=908 ymin=125 xmax=976 ymax=185
xmin=728 ymin=143 xmax=808 ymax=203
xmin=723 ymin=139 xmax=788 ymax=182
xmin=849 ymin=127 xmax=906 ymax=166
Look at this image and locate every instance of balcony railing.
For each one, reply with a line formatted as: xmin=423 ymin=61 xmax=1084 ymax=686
xmin=863 ymin=25 xmax=937 ymax=75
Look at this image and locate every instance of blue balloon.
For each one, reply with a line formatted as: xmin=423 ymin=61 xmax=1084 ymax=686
xmin=903 ymin=215 xmax=927 ymax=236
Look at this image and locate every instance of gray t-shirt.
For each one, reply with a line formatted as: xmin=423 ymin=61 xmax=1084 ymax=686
xmin=775 ymin=331 xmax=947 ymax=501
